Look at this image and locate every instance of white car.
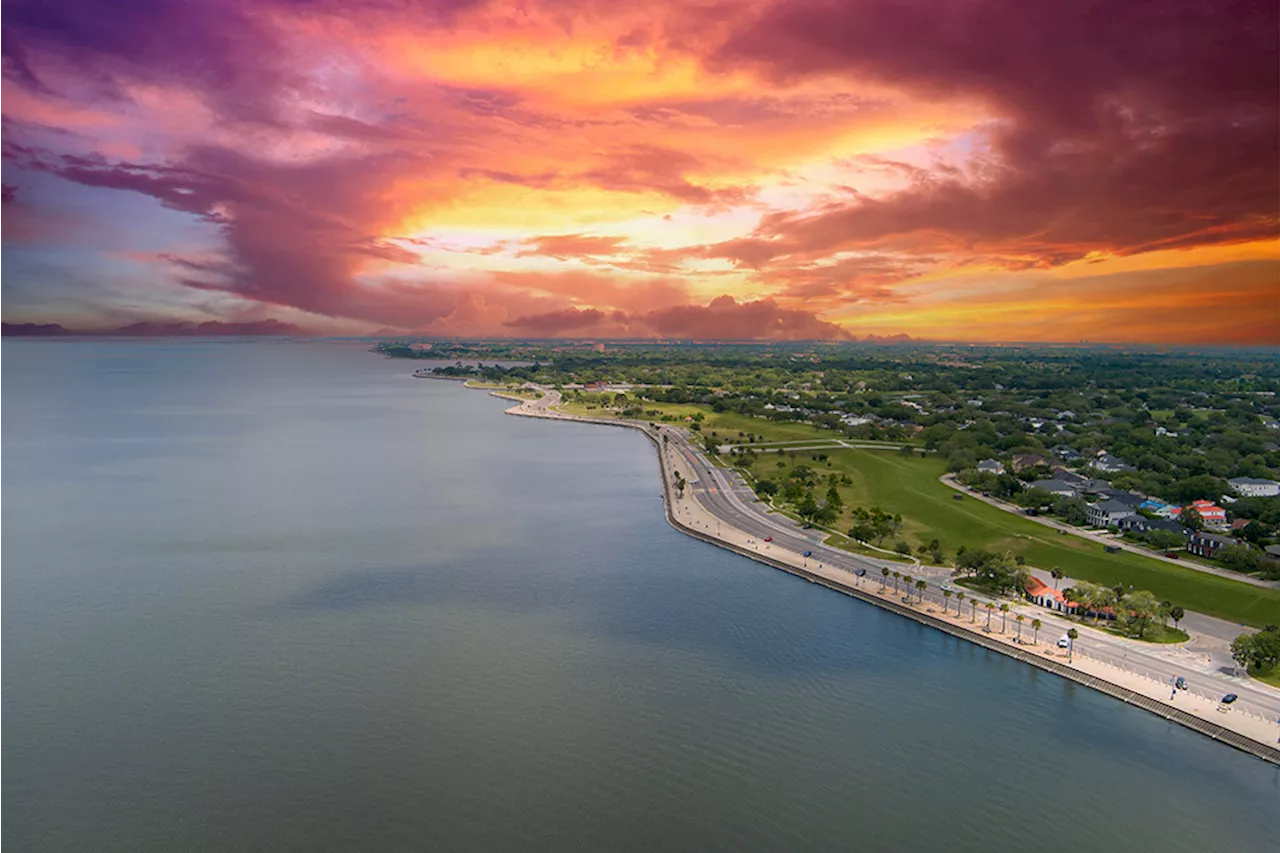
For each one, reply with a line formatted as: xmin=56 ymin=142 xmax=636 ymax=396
xmin=1056 ymin=637 xmax=1071 ymax=649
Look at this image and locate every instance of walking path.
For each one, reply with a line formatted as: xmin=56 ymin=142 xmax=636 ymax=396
xmin=471 ymin=382 xmax=1280 ymax=762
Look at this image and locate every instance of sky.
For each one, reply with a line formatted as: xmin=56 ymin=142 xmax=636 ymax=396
xmin=2 ymin=0 xmax=1277 ymax=343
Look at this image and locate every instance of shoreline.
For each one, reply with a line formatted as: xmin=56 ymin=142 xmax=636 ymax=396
xmin=451 ymin=379 xmax=1280 ymax=765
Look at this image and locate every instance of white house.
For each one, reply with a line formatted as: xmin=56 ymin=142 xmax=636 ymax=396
xmin=1227 ymin=477 xmax=1280 ymax=498
xmin=1087 ymin=499 xmax=1136 ymax=528
xmin=977 ymin=459 xmax=1005 ymax=475
xmin=1090 ymin=454 xmax=1132 ymax=473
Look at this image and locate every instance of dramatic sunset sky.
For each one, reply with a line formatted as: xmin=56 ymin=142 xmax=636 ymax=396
xmin=2 ymin=0 xmax=1277 ymax=342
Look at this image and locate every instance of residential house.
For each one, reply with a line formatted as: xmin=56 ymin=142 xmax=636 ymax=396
xmin=1027 ymin=478 xmax=1079 ymax=498
xmin=1057 ymin=410 xmax=1076 ymax=420
xmin=1098 ymin=490 xmax=1144 ymax=508
xmin=1118 ymin=516 xmax=1188 ymax=538
xmin=1022 ymin=576 xmax=1080 ymax=614
xmin=1187 ymin=531 xmax=1235 ymax=559
xmin=1052 ymin=445 xmax=1082 ymax=463
xmin=1188 ymin=499 xmax=1227 ymax=528
xmin=1087 ymin=499 xmax=1137 ymax=528
xmin=1012 ymin=453 xmax=1049 ymax=472
xmin=1227 ymin=477 xmax=1280 ymax=498
xmin=977 ymin=459 xmax=1005 ymax=475
xmin=1090 ymin=453 xmax=1133 ymax=473
xmin=1265 ymin=545 xmax=1280 ymax=561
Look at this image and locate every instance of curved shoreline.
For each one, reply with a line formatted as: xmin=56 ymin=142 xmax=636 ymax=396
xmin=469 ymin=382 xmax=1280 ymax=765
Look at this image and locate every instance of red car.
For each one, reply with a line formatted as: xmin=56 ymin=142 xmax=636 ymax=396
xmin=764 ymin=536 xmax=773 ymax=542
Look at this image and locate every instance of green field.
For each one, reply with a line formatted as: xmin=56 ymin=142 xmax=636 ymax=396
xmin=758 ymin=448 xmax=1280 ymax=627
xmin=555 ymin=396 xmax=1280 ymax=626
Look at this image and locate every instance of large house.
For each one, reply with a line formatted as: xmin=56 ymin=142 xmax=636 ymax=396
xmin=1118 ymin=516 xmax=1189 ymax=538
xmin=1012 ymin=453 xmax=1049 ymax=472
xmin=1087 ymin=499 xmax=1137 ymax=528
xmin=1027 ymin=478 xmax=1079 ymax=498
xmin=1052 ymin=444 xmax=1083 ymax=463
xmin=977 ymin=459 xmax=1005 ymax=475
xmin=1187 ymin=499 xmax=1227 ymax=528
xmin=1090 ymin=453 xmax=1133 ymax=473
xmin=1187 ymin=531 xmax=1235 ymax=559
xmin=1227 ymin=477 xmax=1280 ymax=498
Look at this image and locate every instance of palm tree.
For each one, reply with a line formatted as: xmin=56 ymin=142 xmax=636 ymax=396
xmin=904 ymin=575 xmax=914 ymax=598
xmin=985 ymin=602 xmax=995 ymax=631
xmin=1066 ymin=628 xmax=1079 ymax=661
xmin=943 ymin=589 xmax=953 ymax=613
xmin=956 ymin=591 xmax=965 ymax=617
xmin=1015 ymin=613 xmax=1025 ymax=641
xmin=916 ymin=579 xmax=927 ymax=604
xmin=1051 ymin=568 xmax=1063 ymax=589
xmin=1032 ymin=618 xmax=1042 ymax=645
xmin=892 ymin=571 xmax=901 ymax=593
xmin=999 ymin=603 xmax=1010 ymax=633
xmin=970 ymin=598 xmax=978 ymax=623
xmin=881 ymin=567 xmax=890 ymax=589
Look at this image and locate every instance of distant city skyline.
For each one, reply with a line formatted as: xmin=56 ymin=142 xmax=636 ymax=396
xmin=2 ymin=0 xmax=1277 ymax=343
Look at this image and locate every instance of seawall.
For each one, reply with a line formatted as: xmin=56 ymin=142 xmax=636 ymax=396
xmin=501 ymin=400 xmax=1280 ymax=766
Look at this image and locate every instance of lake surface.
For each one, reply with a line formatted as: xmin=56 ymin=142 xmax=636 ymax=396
xmin=4 ymin=340 xmax=1278 ymax=852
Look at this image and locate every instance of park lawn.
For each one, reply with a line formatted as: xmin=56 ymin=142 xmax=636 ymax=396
xmin=1103 ymin=624 xmax=1190 ymax=644
xmin=743 ymin=446 xmax=1280 ymax=627
xmin=1250 ymin=664 xmax=1280 ymax=689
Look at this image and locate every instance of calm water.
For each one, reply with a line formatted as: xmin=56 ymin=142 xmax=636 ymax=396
xmin=3 ymin=340 xmax=1278 ymax=852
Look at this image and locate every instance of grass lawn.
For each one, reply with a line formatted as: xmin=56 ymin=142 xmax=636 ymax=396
xmin=739 ymin=446 xmax=1280 ymax=627
xmin=1103 ymin=624 xmax=1191 ymax=644
xmin=1248 ymin=664 xmax=1280 ymax=689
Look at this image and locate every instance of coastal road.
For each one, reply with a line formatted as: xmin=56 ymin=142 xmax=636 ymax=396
xmin=657 ymin=427 xmax=1280 ymax=729
xmin=503 ymin=389 xmax=1280 ymax=735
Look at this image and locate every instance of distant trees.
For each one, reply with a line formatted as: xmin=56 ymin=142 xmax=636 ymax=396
xmin=1178 ymin=506 xmax=1204 ymax=531
xmin=1218 ymin=544 xmax=1265 ymax=573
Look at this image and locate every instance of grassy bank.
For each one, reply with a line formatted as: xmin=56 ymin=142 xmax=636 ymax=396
xmin=751 ymin=447 xmax=1280 ymax=627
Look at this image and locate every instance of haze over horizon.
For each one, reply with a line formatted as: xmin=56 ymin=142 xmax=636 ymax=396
xmin=2 ymin=0 xmax=1277 ymax=344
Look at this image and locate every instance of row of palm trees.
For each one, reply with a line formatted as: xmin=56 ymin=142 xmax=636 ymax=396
xmin=879 ymin=567 xmax=1055 ymax=645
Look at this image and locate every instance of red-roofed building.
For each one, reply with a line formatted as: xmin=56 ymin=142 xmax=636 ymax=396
xmin=1023 ymin=577 xmax=1080 ymax=614
xmin=1190 ymin=500 xmax=1227 ymax=528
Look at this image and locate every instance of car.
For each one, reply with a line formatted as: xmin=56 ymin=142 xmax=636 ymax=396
xmin=803 ymin=550 xmax=813 ymax=557
xmin=1165 ymin=551 xmax=1180 ymax=559
xmin=1056 ymin=637 xmax=1071 ymax=648
xmin=764 ymin=536 xmax=773 ymax=542
xmin=952 ymin=494 xmax=964 ymax=501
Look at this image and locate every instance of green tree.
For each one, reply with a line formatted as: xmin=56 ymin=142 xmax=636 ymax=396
xmin=999 ymin=603 xmax=1010 ymax=633
xmin=1169 ymin=606 xmax=1185 ymax=629
xmin=943 ymin=589 xmax=953 ymax=613
xmin=1117 ymin=590 xmax=1160 ymax=639
xmin=1032 ymin=618 xmax=1042 ymax=645
xmin=1179 ymin=506 xmax=1204 ymax=531
xmin=881 ymin=567 xmax=890 ymax=589
xmin=916 ymin=579 xmax=927 ymax=603
xmin=1067 ymin=627 xmax=1079 ymax=661
xmin=1050 ymin=568 xmax=1064 ymax=589
xmin=894 ymin=540 xmax=912 ymax=556
xmin=1016 ymin=613 xmax=1025 ymax=641
xmin=1219 ymin=544 xmax=1264 ymax=573
xmin=826 ymin=485 xmax=843 ymax=510
xmin=956 ymin=591 xmax=966 ymax=617
xmin=985 ymin=602 xmax=995 ymax=631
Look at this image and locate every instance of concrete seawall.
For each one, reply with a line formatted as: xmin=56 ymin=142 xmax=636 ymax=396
xmin=502 ymin=401 xmax=1280 ymax=766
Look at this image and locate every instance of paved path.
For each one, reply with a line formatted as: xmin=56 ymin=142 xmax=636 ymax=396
xmin=495 ymin=388 xmax=1280 ymax=753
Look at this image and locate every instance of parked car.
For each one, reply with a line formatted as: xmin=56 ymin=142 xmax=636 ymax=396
xmin=803 ymin=550 xmax=813 ymax=557
xmin=1056 ymin=637 xmax=1071 ymax=648
xmin=952 ymin=494 xmax=964 ymax=501
xmin=764 ymin=536 xmax=773 ymax=542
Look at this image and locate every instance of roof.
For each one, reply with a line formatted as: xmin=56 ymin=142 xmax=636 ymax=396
xmin=1228 ymin=477 xmax=1278 ymax=486
xmin=1099 ymin=491 xmax=1144 ymax=507
xmin=1024 ymin=577 xmax=1071 ymax=604
xmin=1029 ymin=478 xmax=1077 ymax=492
xmin=1192 ymin=531 xmax=1235 ymax=546
xmin=1093 ymin=499 xmax=1136 ymax=513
